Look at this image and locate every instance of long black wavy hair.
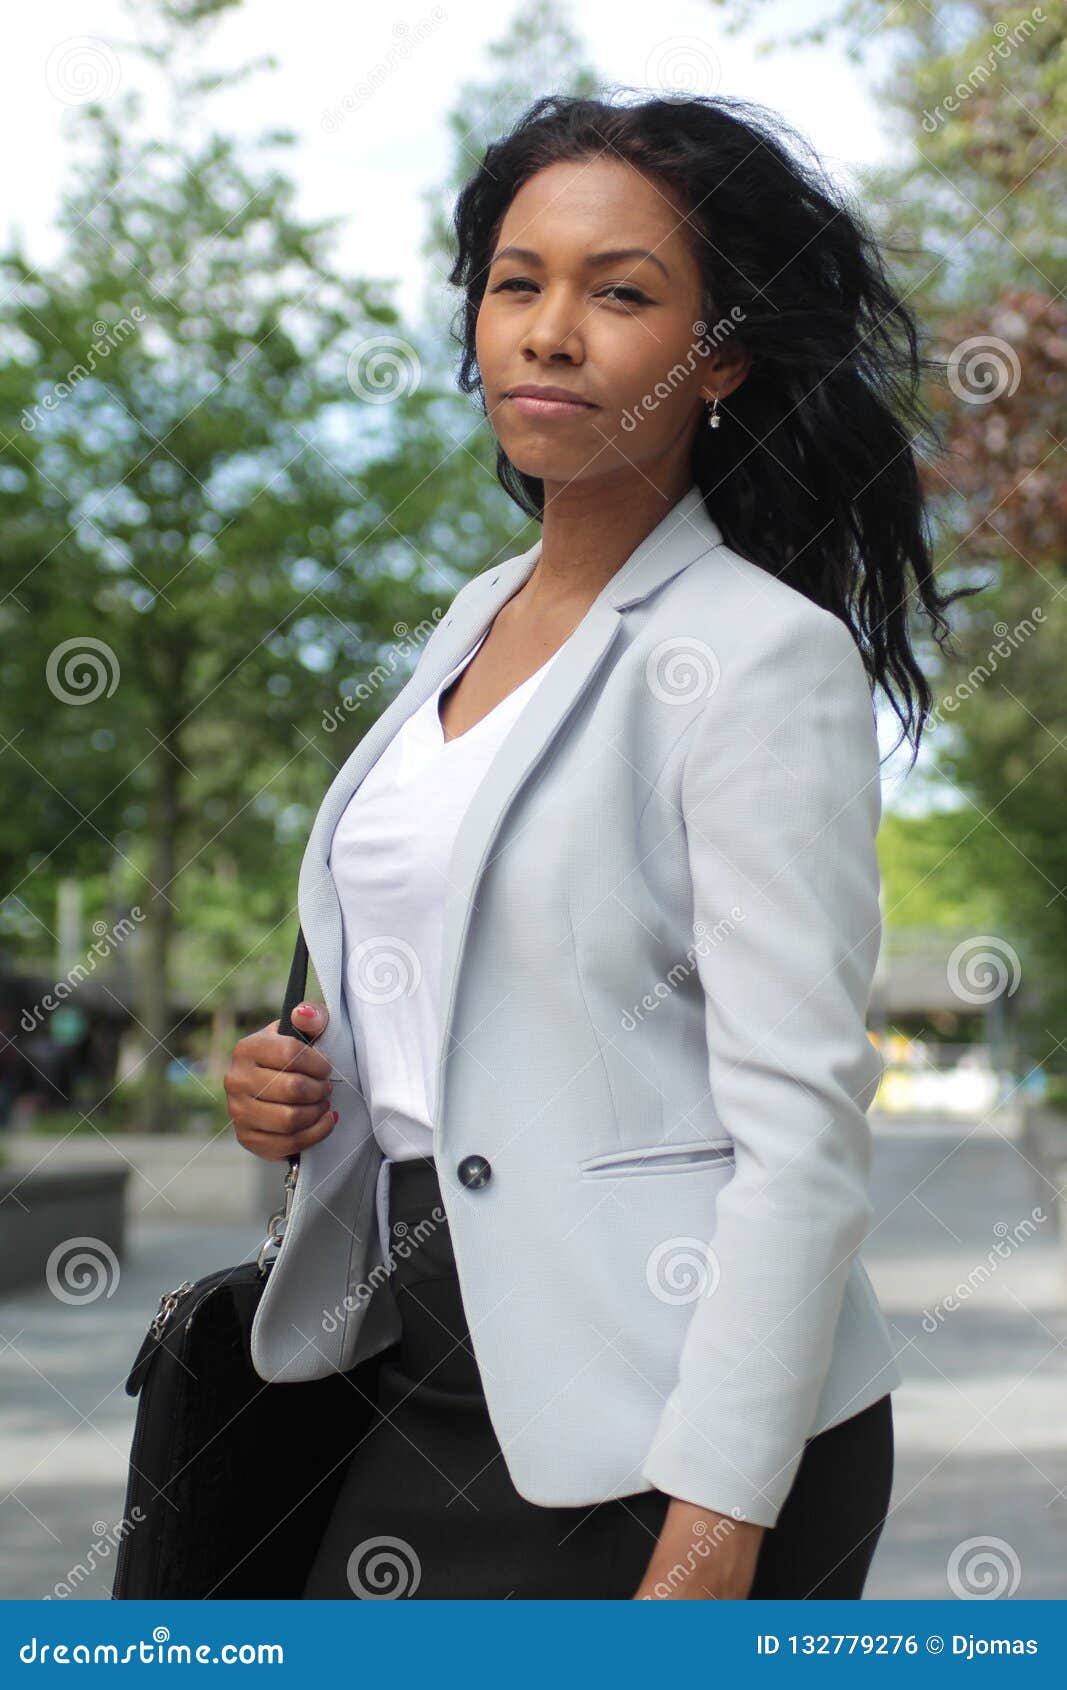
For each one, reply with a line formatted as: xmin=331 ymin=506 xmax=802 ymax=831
xmin=447 ymin=92 xmax=980 ymax=765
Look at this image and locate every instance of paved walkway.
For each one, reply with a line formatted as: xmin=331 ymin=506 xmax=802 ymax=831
xmin=0 ymin=1215 xmax=267 ymax=1600
xmin=864 ymin=1117 xmax=1067 ymax=1599
xmin=1 ymin=1121 xmax=1064 ymax=1599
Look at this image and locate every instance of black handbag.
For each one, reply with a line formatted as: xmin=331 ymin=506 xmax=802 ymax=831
xmin=111 ymin=929 xmax=383 ymax=1599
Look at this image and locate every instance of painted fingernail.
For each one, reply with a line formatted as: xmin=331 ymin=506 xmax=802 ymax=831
xmin=331 ymin=1111 xmax=339 ymax=1123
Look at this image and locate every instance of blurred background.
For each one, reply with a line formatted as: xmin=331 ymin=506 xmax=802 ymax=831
xmin=1 ymin=0 xmax=1064 ymax=1601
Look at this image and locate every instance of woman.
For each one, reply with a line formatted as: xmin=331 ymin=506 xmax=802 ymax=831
xmin=225 ymin=93 xmax=968 ymax=1600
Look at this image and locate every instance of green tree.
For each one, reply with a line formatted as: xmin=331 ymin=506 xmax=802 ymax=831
xmin=0 ymin=0 xmax=451 ymax=1125
xmin=1 ymin=0 xmax=615 ymax=1129
xmin=703 ymin=0 xmax=1067 ymax=1066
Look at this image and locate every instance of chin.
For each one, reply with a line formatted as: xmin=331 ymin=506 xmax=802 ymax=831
xmin=499 ymin=439 xmax=602 ymax=485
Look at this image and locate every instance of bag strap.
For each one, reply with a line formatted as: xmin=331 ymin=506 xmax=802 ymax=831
xmin=257 ymin=925 xmax=313 ymax=1271
xmin=278 ymin=925 xmax=310 ymax=1045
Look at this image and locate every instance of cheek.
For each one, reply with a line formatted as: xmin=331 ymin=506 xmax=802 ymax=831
xmin=474 ymin=299 xmax=505 ymax=370
xmin=603 ymin=330 xmax=703 ymax=438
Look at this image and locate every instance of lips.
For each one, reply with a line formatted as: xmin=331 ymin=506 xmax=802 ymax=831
xmin=506 ymin=385 xmax=595 ymax=405
xmin=504 ymin=386 xmax=597 ymax=418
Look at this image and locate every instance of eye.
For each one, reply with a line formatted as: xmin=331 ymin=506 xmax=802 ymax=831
xmin=490 ymin=278 xmax=651 ymax=305
xmin=598 ymin=284 xmax=650 ymax=304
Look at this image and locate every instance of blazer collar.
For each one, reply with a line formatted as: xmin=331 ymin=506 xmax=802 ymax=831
xmin=465 ymin=479 xmax=721 ymax=615
xmin=297 ymin=481 xmax=723 ymax=1101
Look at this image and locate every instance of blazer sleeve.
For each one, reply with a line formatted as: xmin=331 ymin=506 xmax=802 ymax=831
xmin=638 ymin=606 xmax=886 ymax=1528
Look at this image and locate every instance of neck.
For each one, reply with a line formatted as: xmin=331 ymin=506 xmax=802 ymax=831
xmin=517 ymin=468 xmax=695 ymax=617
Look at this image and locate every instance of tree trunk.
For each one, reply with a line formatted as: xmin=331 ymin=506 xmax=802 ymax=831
xmin=139 ymin=673 xmax=184 ymax=1134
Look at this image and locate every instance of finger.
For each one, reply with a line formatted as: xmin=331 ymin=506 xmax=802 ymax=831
xmin=290 ymin=1001 xmax=329 ymax=1036
xmin=238 ymin=1096 xmax=334 ymax=1135
xmin=254 ymin=1023 xmax=333 ymax=1079
xmin=248 ymin=1068 xmax=333 ymax=1108
xmin=240 ymin=1106 xmax=338 ymax=1159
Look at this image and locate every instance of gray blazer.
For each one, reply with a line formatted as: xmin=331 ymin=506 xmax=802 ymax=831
xmin=250 ymin=480 xmax=902 ymax=1528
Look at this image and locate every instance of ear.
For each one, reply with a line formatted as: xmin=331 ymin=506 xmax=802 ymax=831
xmin=699 ymin=341 xmax=751 ymax=405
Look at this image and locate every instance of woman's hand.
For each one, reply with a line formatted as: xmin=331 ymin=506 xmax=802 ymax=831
xmin=224 ymin=1002 xmax=337 ymax=1161
xmin=631 ymin=1496 xmax=765 ymax=1599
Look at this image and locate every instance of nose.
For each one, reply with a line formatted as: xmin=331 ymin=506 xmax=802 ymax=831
xmin=518 ymin=285 xmax=584 ymax=363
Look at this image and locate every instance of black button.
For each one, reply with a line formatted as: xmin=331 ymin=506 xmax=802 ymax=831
xmin=457 ymin=1154 xmax=492 ymax=1189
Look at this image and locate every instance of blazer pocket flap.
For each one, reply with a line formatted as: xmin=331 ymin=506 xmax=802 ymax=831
xmin=578 ymin=1140 xmax=735 ymax=1177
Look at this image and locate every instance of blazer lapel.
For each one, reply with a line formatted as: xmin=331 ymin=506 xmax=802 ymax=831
xmin=294 ymin=538 xmax=544 ymax=1052
xmin=297 ymin=482 xmax=723 ymax=1105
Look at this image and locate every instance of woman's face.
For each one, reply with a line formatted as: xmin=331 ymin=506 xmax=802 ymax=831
xmin=475 ymin=155 xmax=747 ymax=495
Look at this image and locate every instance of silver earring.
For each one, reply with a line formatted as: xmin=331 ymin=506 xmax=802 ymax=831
xmin=705 ymin=395 xmax=721 ymax=429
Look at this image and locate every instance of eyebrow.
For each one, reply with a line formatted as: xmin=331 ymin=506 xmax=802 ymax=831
xmin=490 ymin=244 xmax=670 ymax=280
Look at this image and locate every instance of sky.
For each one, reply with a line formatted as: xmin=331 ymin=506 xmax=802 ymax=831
xmin=2 ymin=0 xmax=904 ymax=324
xmin=3 ymin=0 xmax=928 ymax=795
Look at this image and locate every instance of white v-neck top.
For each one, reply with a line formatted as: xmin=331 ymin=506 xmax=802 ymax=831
xmin=328 ymin=628 xmax=569 ymax=1258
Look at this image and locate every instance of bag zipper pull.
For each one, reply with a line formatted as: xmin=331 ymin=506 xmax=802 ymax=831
xmin=149 ymin=1279 xmax=194 ymax=1340
xmin=256 ymin=1161 xmax=298 ymax=1273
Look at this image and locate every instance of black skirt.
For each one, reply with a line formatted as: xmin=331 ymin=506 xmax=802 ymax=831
xmin=301 ymin=1155 xmax=893 ymax=1600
